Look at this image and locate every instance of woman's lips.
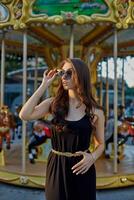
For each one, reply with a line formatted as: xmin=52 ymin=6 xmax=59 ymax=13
xmin=62 ymin=81 xmax=68 ymax=85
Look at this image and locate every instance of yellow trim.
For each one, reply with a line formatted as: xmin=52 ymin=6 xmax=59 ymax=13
xmin=0 ymin=1 xmax=134 ymax=29
xmin=0 ymin=169 xmax=134 ymax=189
xmin=0 ymin=151 xmax=5 ymax=166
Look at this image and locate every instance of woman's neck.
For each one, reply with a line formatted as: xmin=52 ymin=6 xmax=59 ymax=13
xmin=68 ymin=89 xmax=81 ymax=107
xmin=68 ymin=89 xmax=77 ymax=100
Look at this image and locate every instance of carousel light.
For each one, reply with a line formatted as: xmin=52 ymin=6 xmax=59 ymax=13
xmin=30 ymin=23 xmax=35 ymax=27
xmin=51 ymin=24 xmax=55 ymax=28
xmin=106 ymin=22 xmax=110 ymax=26
xmin=99 ymin=22 xmax=104 ymax=26
xmin=8 ymin=26 xmax=13 ymax=30
xmin=91 ymin=23 xmax=96 ymax=27
xmin=37 ymin=23 xmax=41 ymax=26
xmin=44 ymin=23 xmax=48 ymax=27
xmin=62 ymin=23 xmax=66 ymax=27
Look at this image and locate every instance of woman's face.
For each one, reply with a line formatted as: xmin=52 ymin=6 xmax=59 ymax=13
xmin=61 ymin=62 xmax=76 ymax=90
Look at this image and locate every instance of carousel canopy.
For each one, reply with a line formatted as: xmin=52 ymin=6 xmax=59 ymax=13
xmin=0 ymin=1 xmax=134 ymax=58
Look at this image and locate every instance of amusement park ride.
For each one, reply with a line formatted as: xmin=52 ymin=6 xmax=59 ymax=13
xmin=0 ymin=0 xmax=134 ymax=189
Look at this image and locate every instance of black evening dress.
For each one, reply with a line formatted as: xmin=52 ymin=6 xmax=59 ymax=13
xmin=45 ymin=114 xmax=96 ymax=200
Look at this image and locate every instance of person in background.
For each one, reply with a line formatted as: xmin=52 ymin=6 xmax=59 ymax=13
xmin=28 ymin=120 xmax=51 ymax=164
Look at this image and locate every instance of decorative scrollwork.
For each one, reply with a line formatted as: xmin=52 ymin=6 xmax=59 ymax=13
xmin=116 ymin=0 xmax=129 ymax=19
xmin=76 ymin=15 xmax=92 ymax=24
xmin=120 ymin=177 xmax=127 ymax=183
xmin=1 ymin=0 xmax=12 ymax=4
xmin=113 ymin=0 xmax=131 ymax=28
xmin=20 ymin=176 xmax=29 ymax=185
xmin=61 ymin=11 xmax=78 ymax=21
xmin=13 ymin=0 xmax=23 ymax=20
xmin=61 ymin=11 xmax=78 ymax=24
xmin=130 ymin=0 xmax=134 ymax=20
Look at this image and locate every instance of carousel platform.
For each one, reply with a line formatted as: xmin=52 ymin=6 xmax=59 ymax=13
xmin=0 ymin=142 xmax=134 ymax=190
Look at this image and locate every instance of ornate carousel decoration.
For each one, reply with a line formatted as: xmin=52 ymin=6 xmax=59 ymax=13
xmin=113 ymin=0 xmax=131 ymax=28
xmin=0 ymin=106 xmax=11 ymax=152
xmin=0 ymin=2 xmax=9 ymax=22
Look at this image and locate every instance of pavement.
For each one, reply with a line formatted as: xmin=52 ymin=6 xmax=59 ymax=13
xmin=0 ymin=183 xmax=134 ymax=200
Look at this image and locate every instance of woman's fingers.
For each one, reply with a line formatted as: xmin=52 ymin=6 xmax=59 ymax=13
xmin=43 ymin=69 xmax=57 ymax=83
xmin=76 ymin=166 xmax=88 ymax=175
xmin=44 ymin=69 xmax=57 ymax=78
xmin=43 ymin=69 xmax=49 ymax=76
xmin=72 ymin=163 xmax=86 ymax=174
xmin=71 ymin=152 xmax=94 ymax=175
xmin=47 ymin=70 xmax=55 ymax=77
xmin=71 ymin=159 xmax=84 ymax=171
xmin=81 ymin=168 xmax=89 ymax=174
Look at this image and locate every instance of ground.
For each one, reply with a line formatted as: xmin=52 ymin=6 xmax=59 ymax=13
xmin=0 ymin=183 xmax=134 ymax=200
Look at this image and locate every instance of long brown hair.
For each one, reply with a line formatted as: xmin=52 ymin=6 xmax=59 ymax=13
xmin=50 ymin=58 xmax=101 ymax=125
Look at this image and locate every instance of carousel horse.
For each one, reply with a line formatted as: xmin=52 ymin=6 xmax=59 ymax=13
xmin=105 ymin=116 xmax=134 ymax=162
xmin=118 ymin=116 xmax=134 ymax=145
xmin=28 ymin=120 xmax=52 ymax=164
xmin=0 ymin=105 xmax=15 ymax=152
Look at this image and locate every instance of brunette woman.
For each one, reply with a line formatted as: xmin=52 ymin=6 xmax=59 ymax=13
xmin=19 ymin=58 xmax=105 ymax=200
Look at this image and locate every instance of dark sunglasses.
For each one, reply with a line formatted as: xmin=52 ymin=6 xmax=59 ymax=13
xmin=57 ymin=69 xmax=73 ymax=80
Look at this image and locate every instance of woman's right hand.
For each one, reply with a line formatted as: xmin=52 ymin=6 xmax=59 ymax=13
xmin=41 ymin=69 xmax=57 ymax=87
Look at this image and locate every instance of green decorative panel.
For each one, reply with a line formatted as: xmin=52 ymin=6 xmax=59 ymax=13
xmin=32 ymin=0 xmax=108 ymax=16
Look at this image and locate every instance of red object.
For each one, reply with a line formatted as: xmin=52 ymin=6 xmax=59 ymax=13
xmin=128 ymin=123 xmax=134 ymax=136
xmin=44 ymin=126 xmax=52 ymax=138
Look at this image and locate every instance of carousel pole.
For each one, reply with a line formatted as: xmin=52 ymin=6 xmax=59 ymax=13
xmin=22 ymin=30 xmax=27 ymax=173
xmin=99 ymin=63 xmax=103 ymax=107
xmin=0 ymin=32 xmax=5 ymax=107
xmin=0 ymin=32 xmax=6 ymax=166
xmin=106 ymin=58 xmax=109 ymax=120
xmin=69 ymin=24 xmax=74 ymax=58
xmin=122 ymin=57 xmax=125 ymax=107
xmin=34 ymin=53 xmax=38 ymax=92
xmin=100 ymin=63 xmax=103 ymax=106
xmin=113 ymin=27 xmax=118 ymax=173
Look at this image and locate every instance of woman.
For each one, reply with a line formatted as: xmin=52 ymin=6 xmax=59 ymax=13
xmin=19 ymin=58 xmax=105 ymax=200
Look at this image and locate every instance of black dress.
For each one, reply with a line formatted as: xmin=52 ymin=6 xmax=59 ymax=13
xmin=45 ymin=114 xmax=96 ymax=200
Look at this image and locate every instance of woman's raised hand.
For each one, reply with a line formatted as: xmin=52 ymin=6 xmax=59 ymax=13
xmin=42 ymin=69 xmax=58 ymax=87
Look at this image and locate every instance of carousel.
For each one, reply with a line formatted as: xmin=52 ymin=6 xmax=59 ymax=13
xmin=0 ymin=0 xmax=134 ymax=189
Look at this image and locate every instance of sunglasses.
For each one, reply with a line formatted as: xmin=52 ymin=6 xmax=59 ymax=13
xmin=57 ymin=69 xmax=73 ymax=80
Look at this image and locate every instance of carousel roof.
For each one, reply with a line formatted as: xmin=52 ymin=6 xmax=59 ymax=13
xmin=0 ymin=1 xmax=134 ymax=65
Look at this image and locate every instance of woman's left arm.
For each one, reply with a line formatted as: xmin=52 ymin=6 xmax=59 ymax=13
xmin=71 ymin=109 xmax=105 ymax=175
xmin=91 ymin=109 xmax=105 ymax=162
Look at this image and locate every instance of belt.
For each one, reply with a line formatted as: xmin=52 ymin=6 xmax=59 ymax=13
xmin=51 ymin=149 xmax=88 ymax=157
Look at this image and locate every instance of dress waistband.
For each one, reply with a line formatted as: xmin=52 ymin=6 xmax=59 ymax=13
xmin=51 ymin=149 xmax=88 ymax=157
